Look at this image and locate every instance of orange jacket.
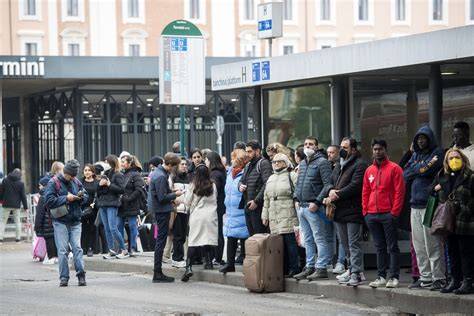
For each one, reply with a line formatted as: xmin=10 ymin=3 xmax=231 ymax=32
xmin=362 ymin=159 xmax=405 ymax=217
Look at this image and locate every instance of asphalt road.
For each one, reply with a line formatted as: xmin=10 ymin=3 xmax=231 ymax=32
xmin=0 ymin=242 xmax=379 ymax=315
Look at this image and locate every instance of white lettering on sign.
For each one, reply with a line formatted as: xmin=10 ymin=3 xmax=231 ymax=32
xmin=0 ymin=57 xmax=45 ymax=77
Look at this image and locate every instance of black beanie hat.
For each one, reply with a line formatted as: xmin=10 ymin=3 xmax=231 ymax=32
xmin=149 ymin=156 xmax=163 ymax=168
xmin=64 ymin=159 xmax=80 ymax=177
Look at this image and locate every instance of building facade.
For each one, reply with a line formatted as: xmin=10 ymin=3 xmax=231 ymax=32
xmin=1 ymin=0 xmax=473 ymax=58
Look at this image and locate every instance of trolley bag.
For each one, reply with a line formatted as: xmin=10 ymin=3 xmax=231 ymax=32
xmin=243 ymin=233 xmax=284 ymax=293
xmin=138 ymin=214 xmax=156 ymax=252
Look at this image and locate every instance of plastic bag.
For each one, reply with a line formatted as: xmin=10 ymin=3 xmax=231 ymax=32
xmin=32 ymin=236 xmax=47 ymax=261
xmin=294 ymin=225 xmax=305 ymax=248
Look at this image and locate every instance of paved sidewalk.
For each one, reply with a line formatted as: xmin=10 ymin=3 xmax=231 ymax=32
xmin=85 ymin=252 xmax=474 ymax=315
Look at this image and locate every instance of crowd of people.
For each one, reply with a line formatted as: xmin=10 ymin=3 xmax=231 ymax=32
xmin=0 ymin=121 xmax=473 ymax=294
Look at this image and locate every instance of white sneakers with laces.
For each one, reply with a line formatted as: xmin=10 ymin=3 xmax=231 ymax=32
xmin=369 ymin=277 xmax=387 ymax=288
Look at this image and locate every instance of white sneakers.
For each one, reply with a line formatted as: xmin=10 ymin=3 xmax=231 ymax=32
xmin=42 ymin=257 xmax=57 ymax=265
xmin=172 ymin=260 xmax=186 ymax=268
xmin=332 ymin=263 xmax=346 ymax=274
xmin=369 ymin=277 xmax=399 ymax=288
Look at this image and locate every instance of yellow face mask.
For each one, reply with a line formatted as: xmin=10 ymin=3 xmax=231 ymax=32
xmin=448 ymin=157 xmax=463 ymax=171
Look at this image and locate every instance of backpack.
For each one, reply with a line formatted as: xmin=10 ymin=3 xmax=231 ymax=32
xmin=130 ymin=174 xmax=148 ymax=212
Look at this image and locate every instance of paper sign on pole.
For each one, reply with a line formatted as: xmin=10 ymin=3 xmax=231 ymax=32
xmin=159 ymin=20 xmax=205 ymax=105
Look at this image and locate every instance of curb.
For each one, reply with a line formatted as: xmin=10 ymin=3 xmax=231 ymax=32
xmin=85 ymin=256 xmax=474 ymax=314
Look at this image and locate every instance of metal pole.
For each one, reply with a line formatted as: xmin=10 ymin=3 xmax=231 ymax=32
xmin=309 ymin=111 xmax=313 ymax=136
xmin=429 ymin=65 xmax=443 ymax=146
xmin=180 ymin=105 xmax=185 ymax=156
xmin=269 ymin=38 xmax=272 ymax=57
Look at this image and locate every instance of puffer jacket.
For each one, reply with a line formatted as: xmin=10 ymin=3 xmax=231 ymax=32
xmin=332 ymin=152 xmax=368 ymax=223
xmin=262 ymin=169 xmax=299 ymax=234
xmin=44 ymin=175 xmax=89 ymax=224
xmin=0 ymin=170 xmax=28 ymax=209
xmin=96 ymin=169 xmax=125 ymax=208
xmin=34 ymin=193 xmax=54 ymax=238
xmin=403 ymin=126 xmax=444 ymax=208
xmin=224 ymin=168 xmax=249 ymax=239
xmin=119 ymin=167 xmax=144 ymax=217
xmin=434 ymin=168 xmax=474 ymax=236
xmin=294 ymin=150 xmax=333 ymax=205
xmin=239 ymin=157 xmax=273 ymax=208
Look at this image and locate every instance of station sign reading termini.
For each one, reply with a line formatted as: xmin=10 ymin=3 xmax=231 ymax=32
xmin=0 ymin=57 xmax=45 ymax=77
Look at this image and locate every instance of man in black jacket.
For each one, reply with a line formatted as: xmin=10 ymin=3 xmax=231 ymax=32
xmin=325 ymin=137 xmax=368 ymax=286
xmin=0 ymin=169 xmax=28 ymax=242
xmin=148 ymin=152 xmax=183 ymax=283
xmin=239 ymin=140 xmax=273 ymax=236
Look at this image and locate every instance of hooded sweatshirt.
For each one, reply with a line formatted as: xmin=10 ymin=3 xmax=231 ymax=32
xmin=403 ymin=126 xmax=444 ymax=208
xmin=0 ymin=170 xmax=28 ymax=209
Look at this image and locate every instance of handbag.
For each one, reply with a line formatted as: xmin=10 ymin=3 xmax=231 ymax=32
xmin=50 ymin=204 xmax=69 ymax=219
xmin=325 ymin=203 xmax=336 ymax=221
xmin=430 ymin=193 xmax=456 ymax=237
xmin=423 ymin=194 xmax=438 ymax=228
xmin=81 ymin=206 xmax=95 ymax=220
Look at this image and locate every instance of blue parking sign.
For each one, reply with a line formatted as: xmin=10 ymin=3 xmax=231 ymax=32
xmin=261 ymin=61 xmax=270 ymax=80
xmin=252 ymin=62 xmax=261 ymax=82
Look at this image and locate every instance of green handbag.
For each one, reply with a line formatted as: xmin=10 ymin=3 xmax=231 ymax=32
xmin=423 ymin=194 xmax=438 ymax=228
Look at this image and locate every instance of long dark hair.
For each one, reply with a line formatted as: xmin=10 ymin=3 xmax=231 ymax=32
xmin=192 ymin=164 xmax=213 ymax=197
xmin=206 ymin=151 xmax=226 ymax=173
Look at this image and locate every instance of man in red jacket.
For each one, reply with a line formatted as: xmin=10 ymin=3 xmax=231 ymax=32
xmin=362 ymin=138 xmax=405 ymax=289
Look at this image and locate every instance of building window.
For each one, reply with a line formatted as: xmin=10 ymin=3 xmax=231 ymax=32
xmin=433 ymin=0 xmax=443 ymax=20
xmin=26 ymin=43 xmax=38 ymax=55
xmin=283 ymin=45 xmax=294 ymax=55
xmin=321 ymin=0 xmax=331 ymax=20
xmin=244 ymin=44 xmax=256 ymax=57
xmin=471 ymin=0 xmax=474 ymax=21
xmin=25 ymin=0 xmax=36 ymax=15
xmin=67 ymin=43 xmax=79 ymax=56
xmin=128 ymin=0 xmax=139 ymax=18
xmin=395 ymin=0 xmax=405 ymax=20
xmin=358 ymin=0 xmax=368 ymax=21
xmin=129 ymin=44 xmax=140 ymax=56
xmin=283 ymin=0 xmax=293 ymax=20
xmin=190 ymin=0 xmax=200 ymax=19
xmin=244 ymin=0 xmax=254 ymax=20
xmin=239 ymin=31 xmax=260 ymax=57
xmin=67 ymin=0 xmax=78 ymax=16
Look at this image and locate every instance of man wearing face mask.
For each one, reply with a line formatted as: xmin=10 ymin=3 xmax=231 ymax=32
xmin=363 ymin=138 xmax=405 ymax=289
xmin=325 ymin=137 xmax=368 ymax=286
xmin=404 ymin=126 xmax=445 ymax=290
xmin=452 ymin=121 xmax=474 ymax=170
xmin=293 ymin=136 xmax=334 ymax=281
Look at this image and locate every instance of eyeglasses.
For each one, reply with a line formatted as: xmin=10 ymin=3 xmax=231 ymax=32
xmin=271 ymin=160 xmax=285 ymax=164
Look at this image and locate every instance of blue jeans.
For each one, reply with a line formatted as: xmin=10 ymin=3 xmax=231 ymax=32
xmin=117 ymin=216 xmax=138 ymax=250
xmin=297 ymin=206 xmax=334 ymax=269
xmin=53 ymin=221 xmax=84 ymax=281
xmin=100 ymin=207 xmax=125 ymax=251
xmin=365 ymin=212 xmax=400 ymax=279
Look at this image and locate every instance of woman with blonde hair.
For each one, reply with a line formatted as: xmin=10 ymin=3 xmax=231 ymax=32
xmin=262 ymin=153 xmax=299 ymax=277
xmin=50 ymin=161 xmax=64 ymax=176
xmin=220 ymin=149 xmax=249 ymax=273
xmin=433 ymin=148 xmax=474 ymax=295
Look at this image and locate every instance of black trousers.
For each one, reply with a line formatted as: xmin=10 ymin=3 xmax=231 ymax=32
xmin=214 ymin=210 xmax=225 ymax=262
xmin=188 ymin=245 xmax=213 ymax=265
xmin=81 ymin=217 xmax=97 ymax=252
xmin=245 ymin=207 xmax=269 ymax=236
xmin=45 ymin=236 xmax=57 ymax=258
xmin=172 ymin=213 xmax=188 ymax=261
xmin=153 ymin=212 xmax=170 ymax=272
xmin=95 ymin=223 xmax=108 ymax=254
xmin=447 ymin=234 xmax=474 ymax=280
xmin=227 ymin=237 xmax=248 ymax=265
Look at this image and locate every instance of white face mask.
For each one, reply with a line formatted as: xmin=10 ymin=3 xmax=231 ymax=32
xmin=304 ymin=148 xmax=315 ymax=157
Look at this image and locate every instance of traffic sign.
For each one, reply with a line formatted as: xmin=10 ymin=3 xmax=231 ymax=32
xmin=257 ymin=2 xmax=283 ymax=39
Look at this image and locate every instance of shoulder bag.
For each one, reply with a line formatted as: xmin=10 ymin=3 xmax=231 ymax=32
xmin=430 ymin=192 xmax=456 ymax=237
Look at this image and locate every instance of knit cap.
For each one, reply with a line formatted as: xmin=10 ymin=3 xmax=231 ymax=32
xmin=64 ymin=159 xmax=80 ymax=177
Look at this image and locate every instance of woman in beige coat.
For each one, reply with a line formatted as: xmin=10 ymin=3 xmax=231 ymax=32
xmin=262 ymin=153 xmax=299 ymax=277
xmin=182 ymin=164 xmax=218 ymax=282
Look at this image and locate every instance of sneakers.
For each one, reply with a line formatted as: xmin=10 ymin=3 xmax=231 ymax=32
xmin=293 ymin=267 xmax=316 ymax=280
xmin=116 ymin=250 xmax=130 ymax=259
xmin=369 ymin=277 xmax=387 ymax=288
xmin=87 ymin=248 xmax=93 ymax=257
xmin=360 ymin=272 xmax=366 ymax=281
xmin=420 ymin=280 xmax=433 ymax=288
xmin=386 ymin=278 xmax=399 ymax=288
xmin=42 ymin=258 xmax=56 ymax=265
xmin=308 ymin=268 xmax=329 ymax=280
xmin=336 ymin=269 xmax=350 ymax=281
xmin=172 ymin=260 xmax=186 ymax=268
xmin=103 ymin=250 xmax=117 ymax=259
xmin=347 ymin=273 xmax=363 ymax=287
xmin=338 ymin=272 xmax=351 ymax=284
xmin=59 ymin=279 xmax=68 ymax=287
xmin=408 ymin=279 xmax=423 ymax=289
xmin=332 ymin=262 xmax=345 ymax=274
xmin=429 ymin=279 xmax=445 ymax=291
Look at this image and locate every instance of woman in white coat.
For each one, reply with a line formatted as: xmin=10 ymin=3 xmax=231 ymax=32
xmin=182 ymin=164 xmax=218 ymax=282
